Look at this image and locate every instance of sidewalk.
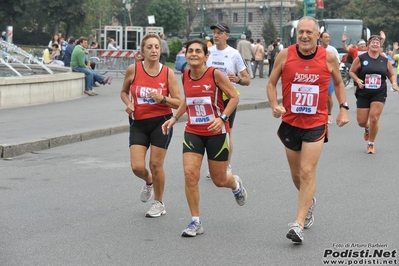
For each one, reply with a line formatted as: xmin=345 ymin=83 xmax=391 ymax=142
xmin=0 ymin=71 xmax=280 ymax=158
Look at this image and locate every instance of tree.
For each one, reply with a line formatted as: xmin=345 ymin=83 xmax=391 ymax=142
xmin=130 ymin=0 xmax=153 ymax=26
xmin=147 ymin=0 xmax=187 ymax=35
xmin=262 ymin=17 xmax=278 ymax=45
xmin=361 ymin=0 xmax=399 ymax=44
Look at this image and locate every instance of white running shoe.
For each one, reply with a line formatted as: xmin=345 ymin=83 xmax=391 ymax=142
xmin=140 ymin=184 xmax=153 ymax=202
xmin=181 ymin=220 xmax=204 ymax=237
xmin=145 ymin=201 xmax=166 ymax=218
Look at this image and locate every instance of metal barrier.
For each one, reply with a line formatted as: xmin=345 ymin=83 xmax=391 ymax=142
xmin=87 ymin=49 xmax=138 ymax=75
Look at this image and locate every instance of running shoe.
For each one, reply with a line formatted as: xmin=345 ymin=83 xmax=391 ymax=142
xmin=233 ymin=175 xmax=247 ymax=206
xmin=181 ymin=220 xmax=204 ymax=237
xmin=206 ymin=170 xmax=211 ymax=179
xmin=286 ymin=222 xmax=304 ymax=243
xmin=327 ymin=115 xmax=332 ymax=124
xmin=140 ymin=184 xmax=153 ymax=202
xmin=304 ymin=197 xmax=316 ymax=229
xmin=364 ymin=128 xmax=369 ymax=141
xmin=367 ymin=143 xmax=375 ymax=154
xmin=145 ymin=201 xmax=166 ymax=218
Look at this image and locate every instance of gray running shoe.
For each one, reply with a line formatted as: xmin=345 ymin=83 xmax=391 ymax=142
xmin=233 ymin=175 xmax=247 ymax=206
xmin=286 ymin=222 xmax=304 ymax=243
xmin=140 ymin=184 xmax=153 ymax=202
xmin=145 ymin=201 xmax=166 ymax=218
xmin=181 ymin=220 xmax=204 ymax=237
xmin=304 ymin=197 xmax=316 ymax=229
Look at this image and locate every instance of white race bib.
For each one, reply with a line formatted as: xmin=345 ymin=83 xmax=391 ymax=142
xmin=186 ymin=96 xmax=216 ymax=124
xmin=291 ymin=84 xmax=320 ymax=114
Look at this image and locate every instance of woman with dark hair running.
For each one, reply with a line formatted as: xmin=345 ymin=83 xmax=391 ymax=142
xmin=162 ymin=39 xmax=247 ymax=237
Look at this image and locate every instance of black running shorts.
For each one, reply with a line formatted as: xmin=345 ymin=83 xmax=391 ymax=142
xmin=277 ymin=122 xmax=328 ymax=151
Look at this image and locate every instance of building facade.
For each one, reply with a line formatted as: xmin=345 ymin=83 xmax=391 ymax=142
xmin=192 ymin=0 xmax=301 ymax=43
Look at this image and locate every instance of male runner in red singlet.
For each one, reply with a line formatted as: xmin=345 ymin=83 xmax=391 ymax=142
xmin=266 ymin=16 xmax=349 ymax=243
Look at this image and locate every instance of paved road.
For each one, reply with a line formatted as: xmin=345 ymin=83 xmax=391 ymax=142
xmin=0 ymin=84 xmax=398 ymax=265
xmin=0 ymin=71 xmax=277 ymax=158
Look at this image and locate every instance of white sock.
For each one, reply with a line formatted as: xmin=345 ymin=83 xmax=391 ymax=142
xmin=232 ymin=180 xmax=240 ymax=193
xmin=192 ymin=216 xmax=200 ymax=223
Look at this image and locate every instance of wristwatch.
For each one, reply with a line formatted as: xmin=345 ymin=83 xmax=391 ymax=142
xmin=161 ymin=96 xmax=167 ymax=104
xmin=339 ymin=102 xmax=349 ymax=110
xmin=219 ymin=113 xmax=229 ymax=122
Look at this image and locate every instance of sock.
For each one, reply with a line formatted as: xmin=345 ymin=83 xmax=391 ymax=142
xmin=368 ymin=142 xmax=374 ymax=145
xmin=146 ymin=183 xmax=153 ymax=187
xmin=232 ymin=180 xmax=240 ymax=193
xmin=192 ymin=216 xmax=200 ymax=223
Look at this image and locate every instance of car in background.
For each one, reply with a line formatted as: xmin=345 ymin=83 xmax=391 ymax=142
xmin=174 ymin=48 xmax=188 ymax=73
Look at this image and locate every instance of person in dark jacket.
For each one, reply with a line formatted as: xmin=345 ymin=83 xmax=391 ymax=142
xmin=63 ymin=37 xmax=76 ymax=67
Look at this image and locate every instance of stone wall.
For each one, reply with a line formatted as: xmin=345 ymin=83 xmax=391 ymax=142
xmin=0 ymin=65 xmax=85 ymax=108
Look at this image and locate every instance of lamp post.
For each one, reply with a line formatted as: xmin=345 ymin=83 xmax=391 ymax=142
xmin=279 ymin=0 xmax=283 ymax=38
xmin=244 ymin=0 xmax=247 ymax=28
xmin=123 ymin=0 xmax=126 ymax=27
xmin=198 ymin=0 xmax=206 ymax=36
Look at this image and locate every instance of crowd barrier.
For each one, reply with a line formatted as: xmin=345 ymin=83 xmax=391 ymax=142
xmin=87 ymin=49 xmax=138 ymax=75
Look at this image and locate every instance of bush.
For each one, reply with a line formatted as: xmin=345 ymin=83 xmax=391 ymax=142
xmin=167 ymin=39 xmax=183 ymax=62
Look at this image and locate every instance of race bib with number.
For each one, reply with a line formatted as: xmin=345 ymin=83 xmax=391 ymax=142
xmin=186 ymin=96 xmax=216 ymax=124
xmin=364 ymin=74 xmax=381 ymax=89
xmin=135 ymin=86 xmax=163 ymax=105
xmin=291 ymin=84 xmax=320 ymax=114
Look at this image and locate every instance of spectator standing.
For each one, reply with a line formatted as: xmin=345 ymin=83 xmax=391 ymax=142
xmin=120 ymin=33 xmax=182 ymax=218
xmin=237 ymin=34 xmax=254 ymax=79
xmin=249 ymin=38 xmax=255 ymax=48
xmin=276 ymin=38 xmax=284 ymax=51
xmin=90 ymin=38 xmax=98 ymax=49
xmin=159 ymin=33 xmax=170 ymax=64
xmin=161 ymin=39 xmax=246 ymax=237
xmin=252 ymin=39 xmax=265 ymax=78
xmin=269 ymin=42 xmax=279 ymax=77
xmin=107 ymin=38 xmax=118 ymax=50
xmin=267 ymin=40 xmax=275 ymax=77
xmin=205 ymin=36 xmax=213 ymax=47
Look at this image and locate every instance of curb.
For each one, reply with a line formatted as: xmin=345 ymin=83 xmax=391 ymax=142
xmin=0 ymin=101 xmax=274 ymax=159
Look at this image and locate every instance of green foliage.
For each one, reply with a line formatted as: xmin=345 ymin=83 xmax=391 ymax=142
xmin=262 ymin=17 xmax=278 ymax=45
xmin=147 ymin=0 xmax=187 ymax=35
xmin=168 ymin=39 xmax=184 ymax=62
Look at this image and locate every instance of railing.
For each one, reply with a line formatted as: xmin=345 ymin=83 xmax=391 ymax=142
xmin=87 ymin=49 xmax=138 ymax=75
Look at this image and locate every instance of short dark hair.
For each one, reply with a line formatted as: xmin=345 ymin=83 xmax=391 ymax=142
xmin=184 ymin=39 xmax=208 ymax=56
xmin=51 ymin=43 xmax=59 ymax=49
xmin=77 ymin=37 xmax=88 ymax=45
xmin=320 ymin=31 xmax=329 ymax=38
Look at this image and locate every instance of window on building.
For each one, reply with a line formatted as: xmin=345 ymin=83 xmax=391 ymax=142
xmin=218 ymin=13 xmax=223 ymax=22
xmin=248 ymin=12 xmax=253 ymax=22
xmin=233 ymin=13 xmax=238 ymax=22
